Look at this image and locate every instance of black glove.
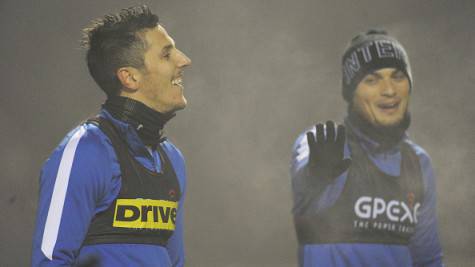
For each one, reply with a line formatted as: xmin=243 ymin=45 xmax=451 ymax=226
xmin=305 ymin=121 xmax=351 ymax=185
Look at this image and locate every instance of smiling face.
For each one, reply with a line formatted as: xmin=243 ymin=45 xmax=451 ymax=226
xmin=125 ymin=25 xmax=191 ymax=113
xmin=351 ymin=68 xmax=410 ymax=128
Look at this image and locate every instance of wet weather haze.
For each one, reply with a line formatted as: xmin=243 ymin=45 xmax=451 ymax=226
xmin=1 ymin=0 xmax=474 ymax=266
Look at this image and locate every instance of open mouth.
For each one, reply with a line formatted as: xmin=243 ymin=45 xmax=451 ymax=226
xmin=377 ymin=101 xmax=400 ymax=113
xmin=171 ymin=77 xmax=183 ymax=89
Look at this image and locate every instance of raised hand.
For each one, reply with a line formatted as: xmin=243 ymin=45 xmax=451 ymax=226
xmin=306 ymin=121 xmax=351 ymax=184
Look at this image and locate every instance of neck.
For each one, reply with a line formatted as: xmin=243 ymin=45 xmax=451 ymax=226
xmin=103 ymin=96 xmax=175 ymax=147
xmin=347 ymin=107 xmax=411 ymax=150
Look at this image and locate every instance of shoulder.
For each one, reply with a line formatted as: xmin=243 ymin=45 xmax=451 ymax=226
xmin=161 ymin=139 xmax=185 ymax=168
xmin=42 ymin=122 xmax=117 ymax=183
xmin=161 ymin=139 xmax=186 ymax=177
xmin=161 ymin=139 xmax=185 ymax=163
xmin=63 ymin=122 xmax=114 ymax=159
xmin=403 ymin=139 xmax=436 ymax=194
xmin=404 ymin=139 xmax=433 ymax=169
xmin=161 ymin=138 xmax=186 ymax=194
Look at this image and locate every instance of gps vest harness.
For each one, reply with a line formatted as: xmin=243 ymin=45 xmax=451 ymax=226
xmin=295 ymin=128 xmax=424 ymax=245
xmin=82 ymin=117 xmax=181 ymax=246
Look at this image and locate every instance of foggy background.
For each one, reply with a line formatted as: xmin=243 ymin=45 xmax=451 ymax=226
xmin=1 ymin=0 xmax=474 ymax=266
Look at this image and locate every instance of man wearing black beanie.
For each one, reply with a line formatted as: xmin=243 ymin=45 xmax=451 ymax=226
xmin=290 ymin=29 xmax=444 ymax=267
xmin=32 ymin=5 xmax=191 ymax=266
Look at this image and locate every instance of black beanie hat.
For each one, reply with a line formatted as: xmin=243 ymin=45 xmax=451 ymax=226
xmin=341 ymin=29 xmax=412 ymax=102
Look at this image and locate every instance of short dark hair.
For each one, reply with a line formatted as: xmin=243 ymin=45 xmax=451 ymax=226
xmin=82 ymin=5 xmax=159 ymax=97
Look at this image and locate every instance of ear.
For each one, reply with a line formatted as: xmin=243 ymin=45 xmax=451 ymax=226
xmin=116 ymin=67 xmax=141 ymax=91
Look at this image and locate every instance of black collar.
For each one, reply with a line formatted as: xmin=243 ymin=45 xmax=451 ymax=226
xmin=347 ymin=107 xmax=411 ymax=151
xmin=103 ymin=96 xmax=175 ymax=147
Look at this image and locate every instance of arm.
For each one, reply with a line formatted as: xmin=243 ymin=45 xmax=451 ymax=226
xmin=291 ymin=122 xmax=350 ymax=216
xmin=291 ymin=129 xmax=325 ymax=215
xmin=163 ymin=142 xmax=186 ymax=267
xmin=409 ymin=150 xmax=444 ymax=267
xmin=31 ymin=125 xmax=114 ymax=266
xmin=166 ymin=199 xmax=185 ymax=267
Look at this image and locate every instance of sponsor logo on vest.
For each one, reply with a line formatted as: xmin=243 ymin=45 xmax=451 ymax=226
xmin=113 ymin=199 xmax=178 ymax=230
xmin=168 ymin=189 xmax=177 ymax=200
xmin=353 ymin=196 xmax=420 ymax=234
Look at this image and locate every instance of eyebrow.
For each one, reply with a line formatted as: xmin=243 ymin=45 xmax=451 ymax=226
xmin=367 ymin=72 xmax=383 ymax=79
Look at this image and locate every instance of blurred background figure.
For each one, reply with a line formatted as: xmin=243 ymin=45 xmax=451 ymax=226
xmin=291 ymin=30 xmax=443 ymax=267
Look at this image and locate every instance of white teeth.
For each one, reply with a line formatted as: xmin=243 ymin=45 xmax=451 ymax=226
xmin=172 ymin=77 xmax=183 ymax=87
xmin=380 ymin=103 xmax=397 ymax=108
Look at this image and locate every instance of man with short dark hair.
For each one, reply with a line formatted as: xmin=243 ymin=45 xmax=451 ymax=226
xmin=291 ymin=30 xmax=444 ymax=266
xmin=32 ymin=5 xmax=191 ymax=266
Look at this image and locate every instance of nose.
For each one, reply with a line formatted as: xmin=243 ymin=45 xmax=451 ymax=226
xmin=381 ymin=79 xmax=396 ymax=97
xmin=177 ymin=49 xmax=191 ymax=68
